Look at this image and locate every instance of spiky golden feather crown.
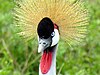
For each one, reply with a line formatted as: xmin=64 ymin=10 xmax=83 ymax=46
xmin=13 ymin=0 xmax=89 ymax=45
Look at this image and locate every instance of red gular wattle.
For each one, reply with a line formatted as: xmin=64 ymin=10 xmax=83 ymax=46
xmin=40 ymin=50 xmax=53 ymax=74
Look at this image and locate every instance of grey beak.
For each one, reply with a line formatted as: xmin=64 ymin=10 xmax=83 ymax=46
xmin=38 ymin=37 xmax=52 ymax=53
xmin=38 ymin=43 xmax=46 ymax=53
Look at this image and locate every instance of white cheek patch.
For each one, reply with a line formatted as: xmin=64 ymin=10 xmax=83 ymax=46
xmin=51 ymin=29 xmax=59 ymax=47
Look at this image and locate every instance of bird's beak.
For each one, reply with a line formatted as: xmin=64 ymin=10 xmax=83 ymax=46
xmin=38 ymin=37 xmax=52 ymax=53
xmin=38 ymin=39 xmax=48 ymax=53
xmin=38 ymin=44 xmax=45 ymax=53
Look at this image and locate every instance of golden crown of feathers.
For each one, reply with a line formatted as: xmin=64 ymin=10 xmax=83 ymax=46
xmin=13 ymin=0 xmax=89 ymax=45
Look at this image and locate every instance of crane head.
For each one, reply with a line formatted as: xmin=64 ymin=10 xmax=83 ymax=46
xmin=37 ymin=17 xmax=54 ymax=53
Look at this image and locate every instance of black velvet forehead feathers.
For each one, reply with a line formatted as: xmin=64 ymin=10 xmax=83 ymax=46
xmin=37 ymin=17 xmax=54 ymax=39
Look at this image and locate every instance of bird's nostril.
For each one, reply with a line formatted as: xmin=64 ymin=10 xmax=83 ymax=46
xmin=43 ymin=42 xmax=46 ymax=44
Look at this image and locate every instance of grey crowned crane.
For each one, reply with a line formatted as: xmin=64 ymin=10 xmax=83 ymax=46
xmin=13 ymin=0 xmax=89 ymax=75
xmin=37 ymin=17 xmax=59 ymax=75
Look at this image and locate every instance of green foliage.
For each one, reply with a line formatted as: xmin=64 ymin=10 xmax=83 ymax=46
xmin=0 ymin=0 xmax=100 ymax=75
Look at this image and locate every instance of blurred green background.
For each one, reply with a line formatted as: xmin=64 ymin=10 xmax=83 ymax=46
xmin=0 ymin=0 xmax=100 ymax=75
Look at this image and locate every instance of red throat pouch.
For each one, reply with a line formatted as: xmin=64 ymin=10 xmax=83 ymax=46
xmin=40 ymin=51 xmax=52 ymax=74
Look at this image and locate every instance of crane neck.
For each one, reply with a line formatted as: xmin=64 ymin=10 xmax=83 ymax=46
xmin=39 ymin=45 xmax=58 ymax=75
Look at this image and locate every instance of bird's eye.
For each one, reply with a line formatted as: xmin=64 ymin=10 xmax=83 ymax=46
xmin=51 ymin=32 xmax=55 ymax=37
